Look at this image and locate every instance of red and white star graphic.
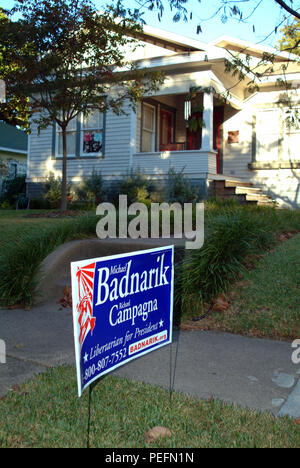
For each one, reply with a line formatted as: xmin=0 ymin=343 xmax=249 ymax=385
xmin=76 ymin=262 xmax=96 ymax=346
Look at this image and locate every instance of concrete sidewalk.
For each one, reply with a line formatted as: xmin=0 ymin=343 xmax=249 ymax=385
xmin=0 ymin=301 xmax=299 ymax=419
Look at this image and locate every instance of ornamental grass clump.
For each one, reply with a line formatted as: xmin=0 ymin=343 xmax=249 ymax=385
xmin=176 ymin=208 xmax=276 ymax=312
xmin=0 ymin=214 xmax=98 ymax=307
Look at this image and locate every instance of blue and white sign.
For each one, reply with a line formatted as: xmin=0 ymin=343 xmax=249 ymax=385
xmin=71 ymin=246 xmax=174 ymax=397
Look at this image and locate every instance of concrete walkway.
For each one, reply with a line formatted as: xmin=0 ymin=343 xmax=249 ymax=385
xmin=0 ymin=301 xmax=299 ymax=419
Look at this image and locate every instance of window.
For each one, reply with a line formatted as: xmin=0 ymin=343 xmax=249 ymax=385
xmin=57 ymin=116 xmax=77 ymax=158
xmin=81 ymin=109 xmax=103 ymax=156
xmin=9 ymin=162 xmax=17 ymax=178
xmin=141 ymin=103 xmax=156 ymax=152
xmin=284 ymin=108 xmax=300 ymax=161
xmin=256 ymin=109 xmax=280 ymax=162
xmin=55 ymin=109 xmax=104 ymax=158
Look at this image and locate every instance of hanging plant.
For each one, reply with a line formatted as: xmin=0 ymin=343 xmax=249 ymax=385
xmin=188 ymin=105 xmax=204 ymax=133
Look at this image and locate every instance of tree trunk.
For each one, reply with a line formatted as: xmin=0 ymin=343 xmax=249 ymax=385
xmin=61 ymin=127 xmax=68 ymax=213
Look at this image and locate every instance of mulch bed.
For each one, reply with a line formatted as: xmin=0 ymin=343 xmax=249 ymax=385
xmin=25 ymin=210 xmax=86 ymax=218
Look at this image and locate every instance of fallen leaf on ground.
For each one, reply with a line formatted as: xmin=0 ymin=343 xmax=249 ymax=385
xmin=212 ymin=294 xmax=231 ymax=312
xmin=145 ymin=426 xmax=172 ymax=444
xmin=59 ymin=286 xmax=72 ymax=308
xmin=13 ymin=342 xmax=24 ymax=349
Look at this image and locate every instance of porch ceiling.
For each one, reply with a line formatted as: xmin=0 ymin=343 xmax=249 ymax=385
xmin=151 ymin=69 xmax=243 ymax=110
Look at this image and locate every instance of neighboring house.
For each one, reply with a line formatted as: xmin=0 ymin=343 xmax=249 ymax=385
xmin=0 ymin=121 xmax=28 ymax=191
xmin=27 ymin=25 xmax=300 ymax=208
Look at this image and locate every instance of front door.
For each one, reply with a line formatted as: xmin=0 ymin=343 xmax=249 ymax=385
xmin=160 ymin=109 xmax=173 ymax=147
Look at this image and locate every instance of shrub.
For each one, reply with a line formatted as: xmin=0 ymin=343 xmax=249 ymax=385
xmin=43 ymin=173 xmax=73 ymax=209
xmin=117 ymin=169 xmax=150 ymax=204
xmin=165 ymin=167 xmax=199 ymax=204
xmin=0 ymin=214 xmax=98 ymax=307
xmin=0 ymin=174 xmax=26 ymax=205
xmin=0 ymin=200 xmax=12 ymax=210
xmin=29 ymin=197 xmax=51 ymax=210
xmin=0 ymin=160 xmax=8 ymax=176
xmin=176 ymin=208 xmax=276 ymax=312
xmin=77 ymin=169 xmax=104 ymax=205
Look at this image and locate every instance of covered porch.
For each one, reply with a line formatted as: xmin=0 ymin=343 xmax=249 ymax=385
xmin=132 ymin=90 xmax=235 ymax=178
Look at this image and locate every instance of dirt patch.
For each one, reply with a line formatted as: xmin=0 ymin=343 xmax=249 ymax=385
xmin=25 ymin=210 xmax=86 ymax=218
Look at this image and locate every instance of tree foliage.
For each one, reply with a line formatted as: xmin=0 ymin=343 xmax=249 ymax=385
xmin=0 ymin=0 xmax=163 ymax=211
xmin=0 ymin=160 xmax=8 ymax=176
xmin=2 ymin=0 xmax=163 ymax=130
xmin=279 ymin=19 xmax=300 ymax=55
xmin=140 ymin=0 xmax=300 ymax=28
xmin=0 ymin=7 xmax=29 ymax=129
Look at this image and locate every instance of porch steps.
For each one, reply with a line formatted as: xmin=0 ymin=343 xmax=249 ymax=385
xmin=214 ymin=179 xmax=275 ymax=206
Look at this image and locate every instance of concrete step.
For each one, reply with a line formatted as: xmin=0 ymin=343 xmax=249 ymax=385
xmin=214 ymin=179 xmax=253 ymax=189
xmin=217 ymin=186 xmax=263 ymax=196
xmin=224 ymin=180 xmax=253 ymax=188
xmin=234 ymin=186 xmax=263 ymax=195
xmin=245 ymin=193 xmax=272 ymax=202
xmin=213 ymin=178 xmax=274 ymax=206
xmin=256 ymin=199 xmax=276 ymax=206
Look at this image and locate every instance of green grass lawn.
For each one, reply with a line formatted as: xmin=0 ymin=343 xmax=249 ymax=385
xmin=1 ymin=206 xmax=300 ymax=337
xmin=0 ymin=209 xmax=98 ymax=307
xmin=1 ymin=208 xmax=300 ymax=448
xmin=184 ymin=233 xmax=300 ymax=341
xmin=0 ymin=209 xmax=80 ymax=248
xmin=0 ymin=366 xmax=299 ymax=448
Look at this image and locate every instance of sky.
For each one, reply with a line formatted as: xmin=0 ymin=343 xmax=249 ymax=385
xmin=0 ymin=0 xmax=299 ymax=48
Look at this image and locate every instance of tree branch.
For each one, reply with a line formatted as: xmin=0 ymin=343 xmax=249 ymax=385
xmin=274 ymin=0 xmax=300 ymax=20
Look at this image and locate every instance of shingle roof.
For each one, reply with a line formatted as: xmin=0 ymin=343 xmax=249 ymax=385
xmin=0 ymin=121 xmax=27 ymax=153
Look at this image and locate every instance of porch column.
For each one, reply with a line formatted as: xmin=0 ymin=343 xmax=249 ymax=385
xmin=201 ymin=92 xmax=214 ymax=152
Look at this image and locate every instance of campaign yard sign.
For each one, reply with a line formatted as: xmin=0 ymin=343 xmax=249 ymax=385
xmin=71 ymin=246 xmax=174 ymax=397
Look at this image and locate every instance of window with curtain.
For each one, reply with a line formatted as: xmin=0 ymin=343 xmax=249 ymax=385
xmin=55 ymin=109 xmax=104 ymax=158
xmin=57 ymin=116 xmax=77 ymax=157
xmin=81 ymin=109 xmax=103 ymax=156
xmin=141 ymin=103 xmax=156 ymax=152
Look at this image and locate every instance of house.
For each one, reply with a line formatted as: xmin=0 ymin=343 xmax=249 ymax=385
xmin=0 ymin=121 xmax=28 ymax=190
xmin=26 ymin=25 xmax=300 ymax=208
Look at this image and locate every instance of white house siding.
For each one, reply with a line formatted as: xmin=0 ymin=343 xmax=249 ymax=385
xmin=27 ymin=118 xmax=53 ymax=181
xmin=27 ymin=104 xmax=133 ymax=195
xmin=135 ymin=102 xmax=141 ymax=154
xmin=250 ymin=169 xmax=300 ymax=208
xmin=222 ymin=104 xmax=253 ymax=179
xmin=221 ymin=89 xmax=300 ymax=207
xmin=133 ymin=150 xmax=215 ymax=177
